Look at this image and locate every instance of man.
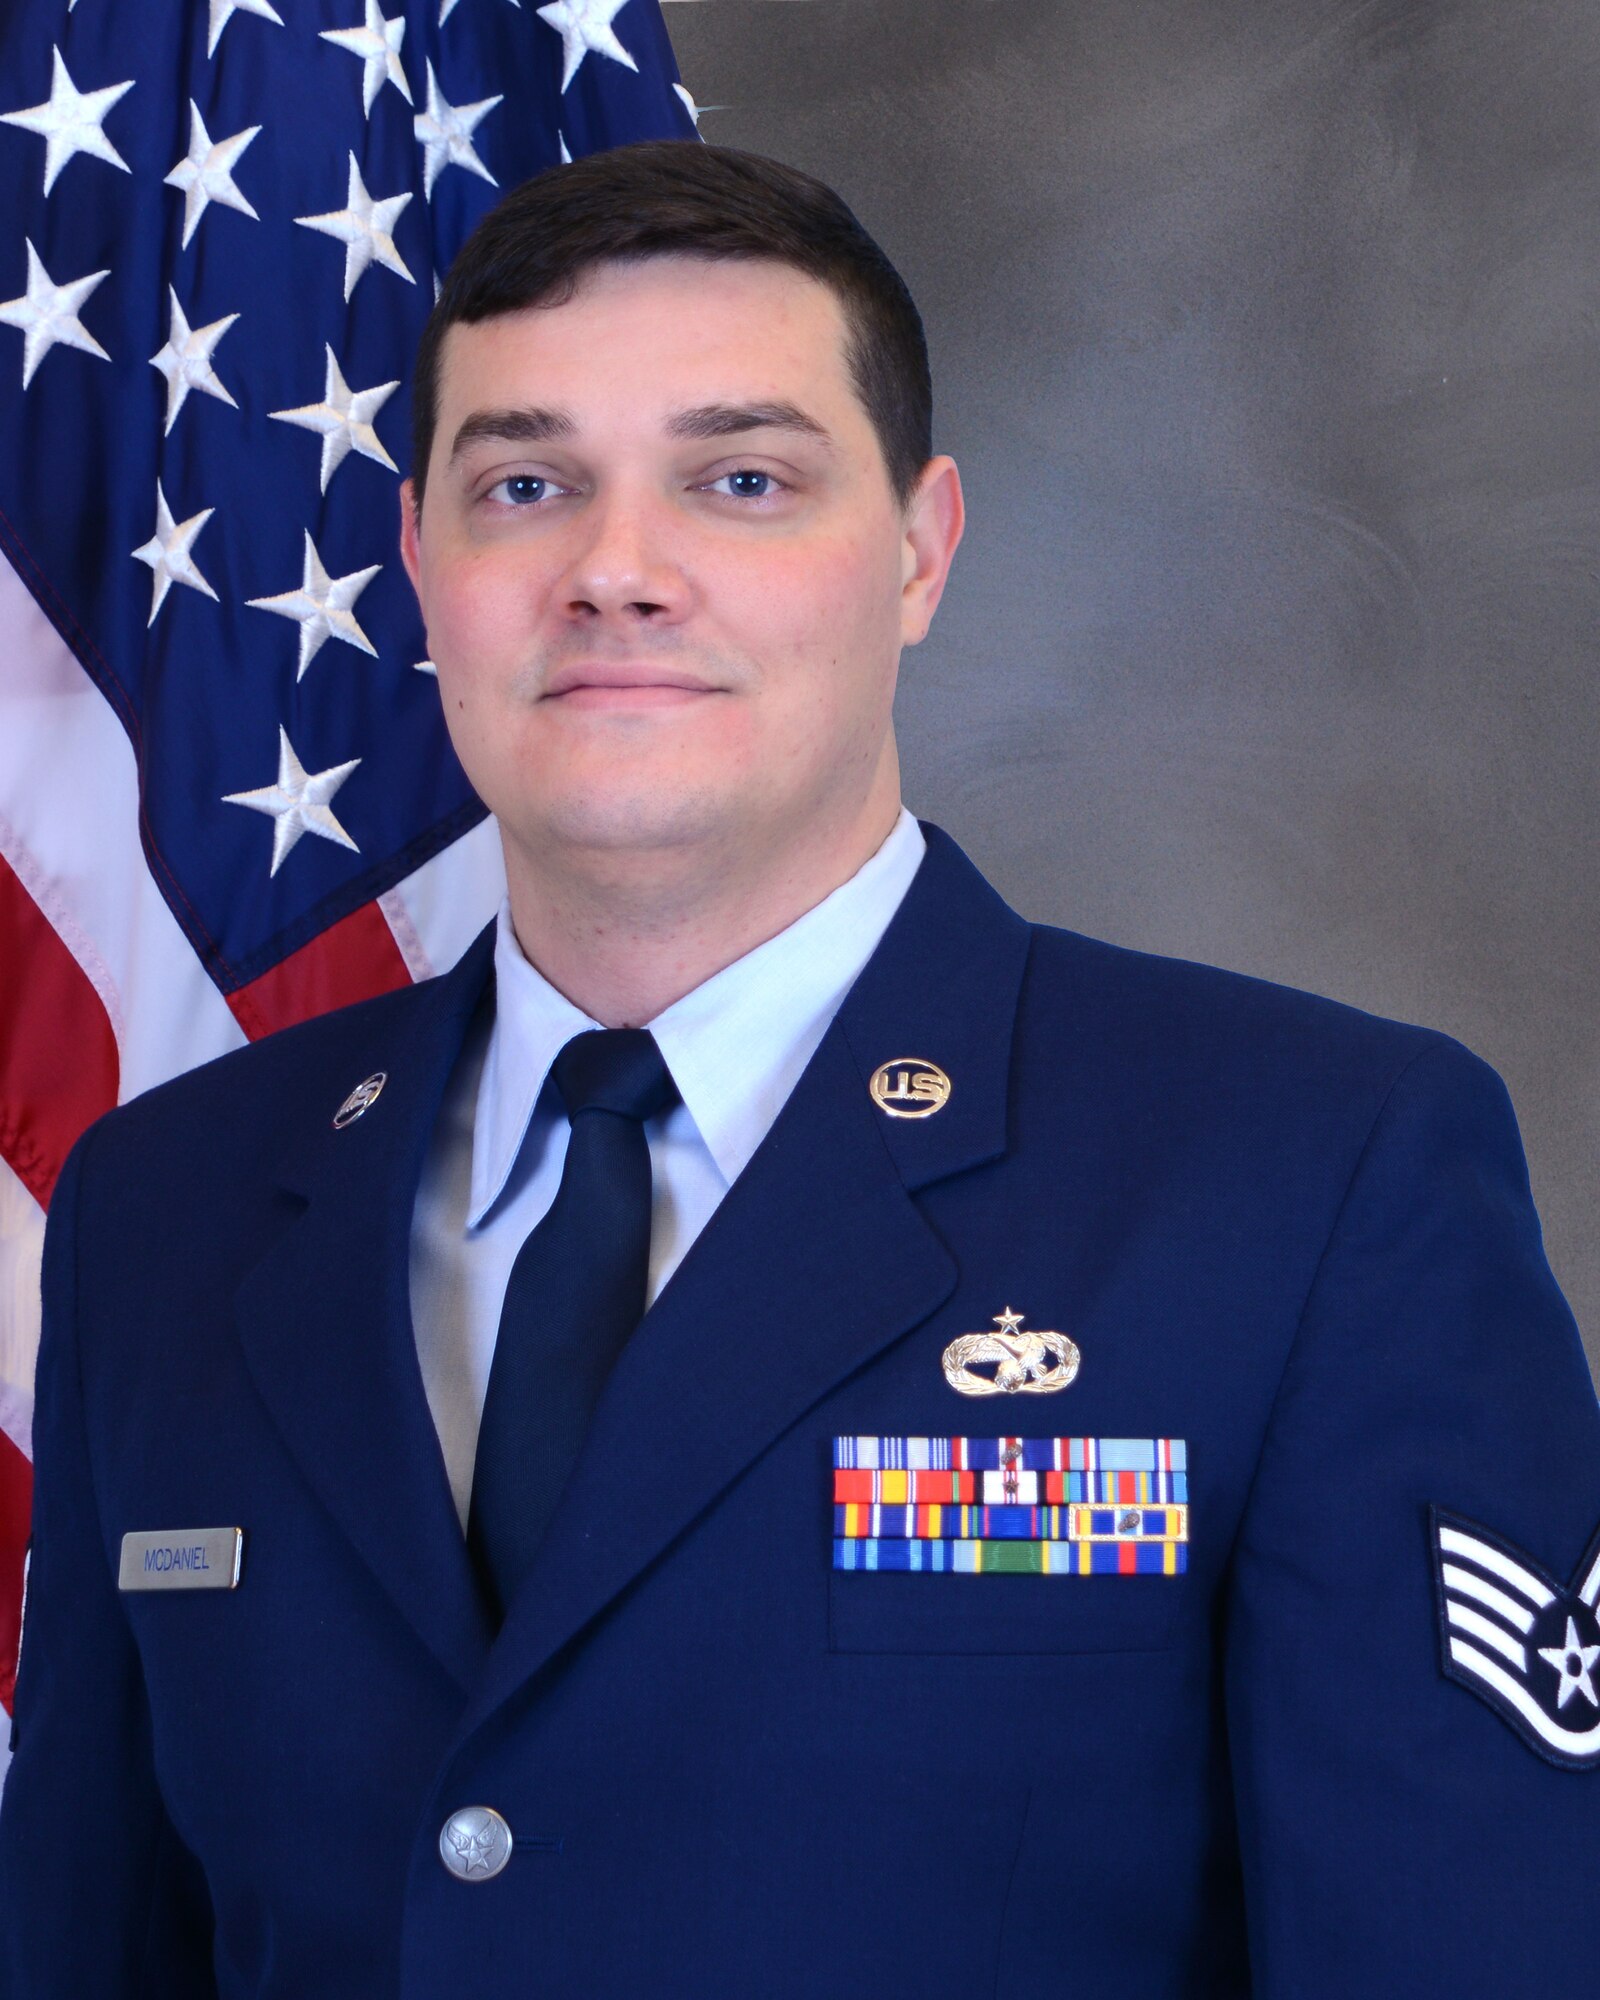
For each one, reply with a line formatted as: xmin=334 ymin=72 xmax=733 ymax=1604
xmin=1 ymin=140 xmax=1596 ymax=1995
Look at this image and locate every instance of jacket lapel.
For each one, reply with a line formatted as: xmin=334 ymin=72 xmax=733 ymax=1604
xmin=233 ymin=926 xmax=497 ymax=1694
xmin=458 ymin=827 xmax=1032 ymax=1736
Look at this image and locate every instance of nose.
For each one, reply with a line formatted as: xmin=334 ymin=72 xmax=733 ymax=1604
xmin=558 ymin=484 xmax=688 ymax=627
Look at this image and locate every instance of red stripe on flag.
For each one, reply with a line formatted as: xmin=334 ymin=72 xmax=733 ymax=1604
xmin=0 ymin=1432 xmax=30 ymax=1716
xmin=0 ymin=852 xmax=120 ymax=1207
xmin=226 ymin=898 xmax=414 ymax=1041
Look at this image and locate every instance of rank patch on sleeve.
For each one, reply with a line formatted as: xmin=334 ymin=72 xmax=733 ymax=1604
xmin=1430 ymin=1505 xmax=1600 ymax=1770
xmin=832 ymin=1439 xmax=1189 ymax=1575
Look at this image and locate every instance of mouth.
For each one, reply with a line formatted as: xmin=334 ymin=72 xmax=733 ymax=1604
xmin=540 ymin=663 xmax=723 ymax=712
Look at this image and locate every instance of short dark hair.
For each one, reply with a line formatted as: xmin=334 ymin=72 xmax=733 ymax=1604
xmin=411 ymin=140 xmax=932 ymax=511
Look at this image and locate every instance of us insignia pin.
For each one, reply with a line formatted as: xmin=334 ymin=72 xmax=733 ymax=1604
xmin=1431 ymin=1505 xmax=1600 ymax=1769
xmin=942 ymin=1308 xmax=1080 ymax=1397
xmin=333 ymin=1072 xmax=387 ymax=1129
xmin=869 ymin=1057 xmax=951 ymax=1119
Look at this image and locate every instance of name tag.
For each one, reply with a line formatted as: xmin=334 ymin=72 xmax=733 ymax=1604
xmin=118 ymin=1527 xmax=243 ymax=1592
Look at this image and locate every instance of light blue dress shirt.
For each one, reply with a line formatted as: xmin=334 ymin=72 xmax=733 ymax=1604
xmin=409 ymin=808 xmax=927 ymax=1527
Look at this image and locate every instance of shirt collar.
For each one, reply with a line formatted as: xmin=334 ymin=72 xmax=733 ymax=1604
xmin=469 ymin=807 xmax=927 ymax=1225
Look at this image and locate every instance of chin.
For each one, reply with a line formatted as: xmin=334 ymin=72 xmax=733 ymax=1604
xmin=515 ymin=778 xmax=751 ymax=860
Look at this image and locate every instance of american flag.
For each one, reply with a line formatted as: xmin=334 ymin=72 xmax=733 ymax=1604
xmin=0 ymin=0 xmax=697 ymax=1770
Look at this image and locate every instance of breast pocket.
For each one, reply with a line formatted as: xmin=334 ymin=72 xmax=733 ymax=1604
xmin=828 ymin=1567 xmax=1183 ymax=1655
xmin=827 ymin=1433 xmax=1189 ymax=1655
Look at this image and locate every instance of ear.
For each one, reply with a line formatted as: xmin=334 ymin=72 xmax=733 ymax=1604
xmin=899 ymin=455 xmax=965 ymax=647
xmin=399 ymin=478 xmax=423 ymax=603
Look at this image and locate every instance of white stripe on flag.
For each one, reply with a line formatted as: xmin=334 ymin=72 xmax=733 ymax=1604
xmin=1438 ymin=1524 xmax=1556 ymax=1611
xmin=0 ymin=1159 xmax=43 ymax=1461
xmin=0 ymin=556 xmax=245 ymax=1103
xmin=377 ymin=812 xmax=504 ymax=983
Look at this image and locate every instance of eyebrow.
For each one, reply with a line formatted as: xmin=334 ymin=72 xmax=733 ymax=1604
xmin=448 ymin=399 xmax=838 ymax=462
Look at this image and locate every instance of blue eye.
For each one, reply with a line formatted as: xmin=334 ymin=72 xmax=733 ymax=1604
xmin=712 ymin=469 xmax=783 ymax=500
xmin=491 ymin=475 xmax=550 ymax=506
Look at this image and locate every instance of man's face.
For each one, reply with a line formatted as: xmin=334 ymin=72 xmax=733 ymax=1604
xmin=401 ymin=253 xmax=961 ymax=884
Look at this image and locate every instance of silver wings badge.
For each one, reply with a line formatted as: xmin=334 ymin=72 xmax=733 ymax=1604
xmin=941 ymin=1307 xmax=1080 ymax=1398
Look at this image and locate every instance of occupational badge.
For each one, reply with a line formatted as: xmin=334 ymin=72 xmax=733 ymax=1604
xmin=1431 ymin=1505 xmax=1600 ymax=1769
xmin=942 ymin=1307 xmax=1079 ymax=1397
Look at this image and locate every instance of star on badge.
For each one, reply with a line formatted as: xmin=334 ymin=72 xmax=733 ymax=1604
xmin=1537 ymin=1614 xmax=1600 ymax=1711
xmin=223 ymin=728 xmax=361 ymax=876
xmin=0 ymin=240 xmax=109 ymax=389
xmin=0 ymin=46 xmax=133 ymax=197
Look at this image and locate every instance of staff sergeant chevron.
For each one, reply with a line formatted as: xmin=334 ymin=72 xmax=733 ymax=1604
xmin=1430 ymin=1505 xmax=1600 ymax=1770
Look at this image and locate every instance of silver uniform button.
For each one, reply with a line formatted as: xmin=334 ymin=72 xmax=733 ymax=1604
xmin=439 ymin=1805 xmax=513 ymax=1882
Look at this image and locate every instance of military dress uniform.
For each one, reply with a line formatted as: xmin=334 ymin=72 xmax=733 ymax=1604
xmin=0 ymin=822 xmax=1596 ymax=1996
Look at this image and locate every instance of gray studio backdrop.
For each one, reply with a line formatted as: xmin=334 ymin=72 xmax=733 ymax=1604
xmin=662 ymin=0 xmax=1600 ymax=1380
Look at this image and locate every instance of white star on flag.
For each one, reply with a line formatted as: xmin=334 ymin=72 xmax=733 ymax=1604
xmin=246 ymin=530 xmax=381 ymax=679
xmin=131 ymin=482 xmax=218 ymax=625
xmin=1538 ymin=1616 xmax=1600 ymax=1710
xmin=535 ymin=0 xmax=638 ymax=93
xmin=150 ymin=286 xmax=239 ymax=434
xmin=414 ymin=63 xmax=501 ymax=200
xmin=164 ymin=101 xmax=261 ymax=248
xmin=223 ymin=727 xmax=362 ymax=876
xmin=440 ymin=0 xmax=520 ymax=22
xmin=296 ymin=154 xmax=414 ymax=302
xmin=207 ymin=0 xmax=285 ymax=59
xmin=320 ymin=0 xmax=413 ymax=117
xmin=0 ymin=45 xmax=134 ymax=197
xmin=0 ymin=239 xmax=109 ymax=388
xmin=270 ymin=345 xmax=399 ymax=492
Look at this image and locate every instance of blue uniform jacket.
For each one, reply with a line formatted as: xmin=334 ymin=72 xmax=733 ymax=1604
xmin=2 ymin=825 xmax=1597 ymax=1995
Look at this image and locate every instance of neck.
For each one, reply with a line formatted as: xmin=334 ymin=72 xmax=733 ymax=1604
xmin=500 ymin=783 xmax=904 ymax=1030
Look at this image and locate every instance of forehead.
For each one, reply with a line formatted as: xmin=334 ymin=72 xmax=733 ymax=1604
xmin=435 ymin=254 xmax=860 ymax=426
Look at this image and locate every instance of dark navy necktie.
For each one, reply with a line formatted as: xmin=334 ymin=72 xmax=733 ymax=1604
xmin=467 ymin=1027 xmax=679 ymax=1624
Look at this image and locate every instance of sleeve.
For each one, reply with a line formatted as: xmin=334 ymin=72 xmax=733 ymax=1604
xmin=0 ymin=1127 xmax=217 ymax=1999
xmin=1225 ymin=1037 xmax=1600 ymax=1996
